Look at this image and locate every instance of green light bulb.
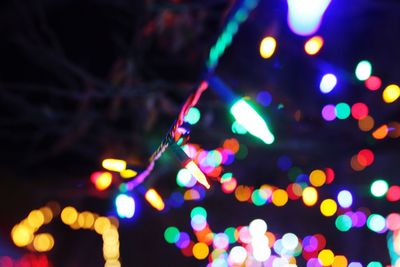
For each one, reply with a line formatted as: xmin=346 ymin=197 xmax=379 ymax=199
xmin=190 ymin=206 xmax=207 ymax=219
xmin=335 ymin=102 xmax=351 ymax=120
xmin=184 ymin=107 xmax=201 ymax=125
xmin=370 ymin=179 xmax=389 ymax=197
xmin=230 ymin=99 xmax=275 ymax=144
xmin=164 ymin=227 xmax=180 ymax=244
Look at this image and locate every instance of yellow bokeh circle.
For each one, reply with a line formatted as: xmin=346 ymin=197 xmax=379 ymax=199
xmin=320 ymin=199 xmax=338 ymax=217
xmin=192 ymin=242 xmax=209 ymax=260
xmin=272 ymin=189 xmax=289 ymax=207
xmin=318 ymin=249 xmax=335 ymax=266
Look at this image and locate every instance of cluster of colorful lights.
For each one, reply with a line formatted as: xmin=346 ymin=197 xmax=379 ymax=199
xmin=151 ymin=99 xmax=398 ymax=265
xmin=73 ymin=0 xmax=275 ymax=223
xmin=91 ymin=93 xmax=273 ymax=214
xmin=162 ymin=137 xmax=242 ymax=207
xmin=156 ymin=74 xmax=398 ymax=264
xmin=160 ymin=135 xmax=399 ymax=265
xmin=165 ymin=206 xmax=400 ymax=266
xmin=11 ymin=203 xmax=121 ymax=267
xmin=319 ymin=60 xmax=400 ymax=144
xmin=9 ymin=0 xmax=400 ymax=266
xmin=225 ymin=165 xmax=398 ymax=237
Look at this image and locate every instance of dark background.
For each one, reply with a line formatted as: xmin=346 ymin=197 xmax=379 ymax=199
xmin=0 ymin=0 xmax=399 ymax=266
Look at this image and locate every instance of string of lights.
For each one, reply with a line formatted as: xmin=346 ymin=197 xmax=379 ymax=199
xmin=11 ymin=203 xmax=121 ymax=266
xmin=6 ymin=0 xmax=400 ymax=266
xmin=123 ymin=0 xmax=263 ymax=192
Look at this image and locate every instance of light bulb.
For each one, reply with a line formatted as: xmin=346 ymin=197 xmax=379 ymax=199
xmin=102 ymin=159 xmax=127 ymax=172
xmin=145 ymin=188 xmax=165 ymax=211
xmin=208 ymin=76 xmax=275 ymax=145
xmin=115 ymin=194 xmax=135 ymax=219
xmin=230 ymin=99 xmax=275 ymax=144
xmin=170 ymin=143 xmax=210 ymax=189
xmin=184 ymin=161 xmax=210 ymax=189
xmin=287 ymin=0 xmax=332 ymax=36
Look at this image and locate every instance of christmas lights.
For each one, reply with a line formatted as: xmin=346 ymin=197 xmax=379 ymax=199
xmin=286 ymin=0 xmax=332 ymax=36
xmin=208 ymin=76 xmax=275 ymax=144
xmin=102 ymin=159 xmax=127 ymax=172
xmin=115 ymin=194 xmax=135 ymax=219
xmin=206 ymin=0 xmax=261 ymax=71
xmin=145 ymin=188 xmax=166 ymax=211
xmin=7 ymin=0 xmax=400 ymax=266
xmin=170 ymin=142 xmax=210 ymax=189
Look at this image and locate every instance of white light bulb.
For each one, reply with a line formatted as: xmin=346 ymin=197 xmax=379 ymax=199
xmin=249 ymin=219 xmax=268 ymax=237
xmin=115 ymin=194 xmax=135 ymax=218
xmin=287 ymin=0 xmax=332 ymax=36
xmin=228 ymin=246 xmax=248 ymax=265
